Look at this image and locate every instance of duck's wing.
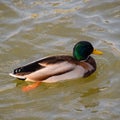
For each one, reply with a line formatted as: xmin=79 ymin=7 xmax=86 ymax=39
xmin=9 ymin=56 xmax=76 ymax=81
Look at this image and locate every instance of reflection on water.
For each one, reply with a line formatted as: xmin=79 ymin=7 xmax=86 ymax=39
xmin=0 ymin=0 xmax=120 ymax=120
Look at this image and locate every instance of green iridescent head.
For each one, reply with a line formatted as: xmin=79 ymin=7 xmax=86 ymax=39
xmin=73 ymin=41 xmax=103 ymax=61
xmin=73 ymin=41 xmax=94 ymax=61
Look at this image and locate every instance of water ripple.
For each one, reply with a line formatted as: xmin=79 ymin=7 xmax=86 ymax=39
xmin=0 ymin=0 xmax=120 ymax=120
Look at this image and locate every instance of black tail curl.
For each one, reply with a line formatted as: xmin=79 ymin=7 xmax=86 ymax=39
xmin=13 ymin=62 xmax=42 ymax=74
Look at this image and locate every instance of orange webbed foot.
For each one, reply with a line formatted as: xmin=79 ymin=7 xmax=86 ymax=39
xmin=22 ymin=82 xmax=41 ymax=92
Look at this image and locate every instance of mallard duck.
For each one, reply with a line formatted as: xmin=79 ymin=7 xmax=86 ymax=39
xmin=9 ymin=41 xmax=103 ymax=83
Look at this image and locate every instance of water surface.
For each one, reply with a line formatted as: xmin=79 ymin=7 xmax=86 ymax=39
xmin=0 ymin=0 xmax=120 ymax=120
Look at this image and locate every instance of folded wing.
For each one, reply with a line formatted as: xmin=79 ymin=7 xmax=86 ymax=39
xmin=9 ymin=56 xmax=76 ymax=81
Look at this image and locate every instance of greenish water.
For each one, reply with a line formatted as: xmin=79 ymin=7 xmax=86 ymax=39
xmin=0 ymin=0 xmax=120 ymax=120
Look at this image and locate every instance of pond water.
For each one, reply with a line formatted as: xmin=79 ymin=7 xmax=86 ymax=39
xmin=0 ymin=0 xmax=120 ymax=120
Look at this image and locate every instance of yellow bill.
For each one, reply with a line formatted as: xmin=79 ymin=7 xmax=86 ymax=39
xmin=92 ymin=49 xmax=103 ymax=55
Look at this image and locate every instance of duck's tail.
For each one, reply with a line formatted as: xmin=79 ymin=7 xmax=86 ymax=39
xmin=9 ymin=73 xmax=26 ymax=80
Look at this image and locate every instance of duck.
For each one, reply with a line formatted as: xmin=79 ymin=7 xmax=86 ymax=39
xmin=9 ymin=41 xmax=103 ymax=84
